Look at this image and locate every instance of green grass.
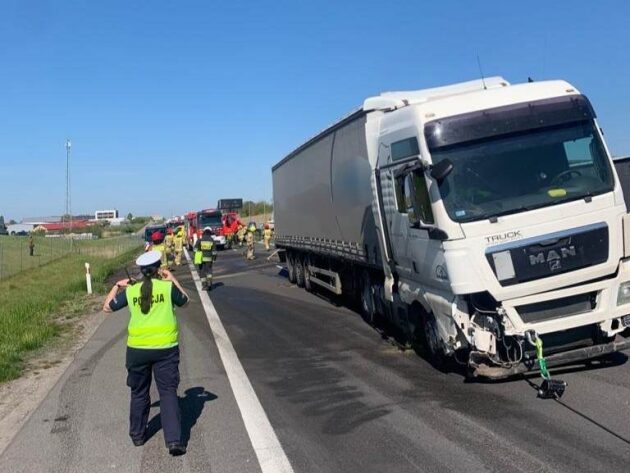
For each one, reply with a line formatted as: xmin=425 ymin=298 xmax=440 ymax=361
xmin=0 ymin=244 xmax=142 ymax=383
xmin=0 ymin=234 xmax=141 ymax=280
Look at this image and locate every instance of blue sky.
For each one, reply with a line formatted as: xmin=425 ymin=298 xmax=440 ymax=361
xmin=1 ymin=0 xmax=629 ymax=220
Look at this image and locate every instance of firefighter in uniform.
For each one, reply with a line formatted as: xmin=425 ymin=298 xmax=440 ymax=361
xmin=164 ymin=228 xmax=175 ymax=264
xmin=263 ymin=223 xmax=273 ymax=251
xmin=149 ymin=231 xmax=169 ymax=269
xmin=194 ymin=227 xmax=216 ymax=289
xmin=103 ymin=250 xmax=189 ymax=456
xmin=245 ymin=224 xmax=256 ymax=260
xmin=237 ymin=224 xmax=246 ymax=247
xmin=173 ymin=226 xmax=185 ymax=266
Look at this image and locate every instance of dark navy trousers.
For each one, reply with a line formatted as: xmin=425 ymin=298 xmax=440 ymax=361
xmin=126 ymin=345 xmax=181 ymax=444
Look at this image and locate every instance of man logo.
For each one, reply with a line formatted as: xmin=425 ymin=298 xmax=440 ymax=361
xmin=528 ymin=246 xmax=577 ymax=271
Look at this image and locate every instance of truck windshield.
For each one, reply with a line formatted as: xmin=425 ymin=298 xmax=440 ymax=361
xmin=429 ymin=121 xmax=614 ymax=222
xmin=198 ymin=214 xmax=222 ymax=227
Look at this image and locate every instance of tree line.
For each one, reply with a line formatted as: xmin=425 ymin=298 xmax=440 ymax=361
xmin=239 ymin=201 xmax=273 ymax=218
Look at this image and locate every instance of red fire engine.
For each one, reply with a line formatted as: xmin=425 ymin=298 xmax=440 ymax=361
xmin=185 ymin=208 xmax=243 ymax=250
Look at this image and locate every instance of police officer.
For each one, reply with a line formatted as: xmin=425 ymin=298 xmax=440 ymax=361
xmin=245 ymin=224 xmax=256 ymax=260
xmin=103 ymin=250 xmax=189 ymax=456
xmin=194 ymin=227 xmax=216 ymax=289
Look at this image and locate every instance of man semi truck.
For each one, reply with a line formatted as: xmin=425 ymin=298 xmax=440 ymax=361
xmin=272 ymin=77 xmax=630 ymax=379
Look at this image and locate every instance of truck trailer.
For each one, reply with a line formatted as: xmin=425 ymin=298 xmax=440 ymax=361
xmin=272 ymin=77 xmax=630 ymax=379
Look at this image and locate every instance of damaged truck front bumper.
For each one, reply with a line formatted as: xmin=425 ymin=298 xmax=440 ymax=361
xmin=469 ymin=337 xmax=630 ymax=379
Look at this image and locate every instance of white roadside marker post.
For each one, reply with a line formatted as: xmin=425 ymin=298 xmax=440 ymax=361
xmin=85 ymin=262 xmax=92 ymax=294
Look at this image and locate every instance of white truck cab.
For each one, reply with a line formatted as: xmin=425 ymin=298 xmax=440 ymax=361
xmin=369 ymin=78 xmax=630 ymax=376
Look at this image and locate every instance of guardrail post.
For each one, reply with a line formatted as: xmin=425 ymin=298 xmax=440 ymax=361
xmin=85 ymin=262 xmax=92 ymax=294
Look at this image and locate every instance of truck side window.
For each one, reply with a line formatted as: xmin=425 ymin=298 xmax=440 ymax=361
xmin=404 ymin=172 xmax=434 ymax=225
xmin=395 ymin=175 xmax=406 ymax=213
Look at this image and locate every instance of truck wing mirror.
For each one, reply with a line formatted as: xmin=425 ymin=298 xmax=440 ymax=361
xmin=430 ymin=159 xmax=454 ymax=183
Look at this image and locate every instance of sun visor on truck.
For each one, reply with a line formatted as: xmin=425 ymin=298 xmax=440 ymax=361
xmin=424 ymin=95 xmax=596 ymax=150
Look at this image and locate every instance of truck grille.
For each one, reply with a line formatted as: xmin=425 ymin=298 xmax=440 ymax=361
xmin=516 ymin=291 xmax=597 ymax=323
xmin=486 ymin=222 xmax=608 ymax=286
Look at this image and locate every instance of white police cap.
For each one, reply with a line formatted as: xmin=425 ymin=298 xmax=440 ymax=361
xmin=136 ymin=250 xmax=162 ymax=267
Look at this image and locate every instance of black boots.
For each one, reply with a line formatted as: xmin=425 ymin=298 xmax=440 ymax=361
xmin=167 ymin=442 xmax=186 ymax=456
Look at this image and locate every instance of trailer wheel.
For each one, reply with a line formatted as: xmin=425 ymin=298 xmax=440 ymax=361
xmin=287 ymin=254 xmax=297 ymax=284
xmin=295 ymin=257 xmax=306 ymax=288
xmin=360 ymin=271 xmax=376 ymax=325
xmin=303 ymin=257 xmax=312 ymax=292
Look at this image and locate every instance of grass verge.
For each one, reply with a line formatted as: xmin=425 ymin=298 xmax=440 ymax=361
xmin=0 ymin=246 xmax=141 ymax=383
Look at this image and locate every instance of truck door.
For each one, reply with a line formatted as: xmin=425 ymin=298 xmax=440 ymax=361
xmin=394 ymin=169 xmax=444 ymax=287
xmin=377 ymin=136 xmax=442 ymax=286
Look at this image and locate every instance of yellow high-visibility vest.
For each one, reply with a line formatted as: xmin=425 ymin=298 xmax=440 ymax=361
xmin=126 ymin=279 xmax=178 ymax=349
xmin=151 ymin=243 xmax=167 ymax=267
xmin=200 ymin=240 xmax=214 ymax=262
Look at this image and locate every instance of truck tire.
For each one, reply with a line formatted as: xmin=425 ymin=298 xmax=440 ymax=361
xmin=419 ymin=310 xmax=446 ymax=370
xmin=295 ymin=257 xmax=306 ymax=288
xmin=303 ymin=257 xmax=312 ymax=292
xmin=360 ymin=271 xmax=376 ymax=325
xmin=287 ymin=254 xmax=297 ymax=284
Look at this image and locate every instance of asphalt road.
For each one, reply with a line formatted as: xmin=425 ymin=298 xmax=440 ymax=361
xmin=3 ymin=246 xmax=630 ymax=472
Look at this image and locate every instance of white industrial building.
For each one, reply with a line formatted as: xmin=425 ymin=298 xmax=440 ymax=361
xmin=94 ymin=209 xmax=125 ymax=226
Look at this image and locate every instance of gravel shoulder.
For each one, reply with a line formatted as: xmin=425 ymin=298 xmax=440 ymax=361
xmin=0 ymin=306 xmax=107 ymax=455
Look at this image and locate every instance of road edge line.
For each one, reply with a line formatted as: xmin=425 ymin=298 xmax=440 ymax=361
xmin=184 ymin=249 xmax=295 ymax=473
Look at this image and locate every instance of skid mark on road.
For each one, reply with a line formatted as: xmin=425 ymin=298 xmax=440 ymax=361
xmin=184 ymin=249 xmax=294 ymax=473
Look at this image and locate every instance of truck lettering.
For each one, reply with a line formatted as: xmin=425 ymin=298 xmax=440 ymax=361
xmin=485 ymin=231 xmax=522 ymax=245
xmin=528 ymin=245 xmax=576 ymax=271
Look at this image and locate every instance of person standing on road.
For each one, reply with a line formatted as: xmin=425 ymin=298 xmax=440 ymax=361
xmin=193 ymin=227 xmax=216 ymax=290
xmin=165 ymin=228 xmax=175 ymax=264
xmin=103 ymin=250 xmax=189 ymax=456
xmin=173 ymin=226 xmax=185 ymax=267
xmin=148 ymin=231 xmax=169 ymax=269
xmin=245 ymin=224 xmax=256 ymax=260
xmin=263 ymin=224 xmax=273 ymax=251
xmin=237 ymin=224 xmax=246 ymax=247
xmin=28 ymin=235 xmax=35 ymax=256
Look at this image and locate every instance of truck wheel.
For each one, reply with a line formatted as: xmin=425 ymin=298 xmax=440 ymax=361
xmin=420 ymin=311 xmax=446 ymax=370
xmin=360 ymin=271 xmax=376 ymax=325
xmin=287 ymin=255 xmax=297 ymax=284
xmin=295 ymin=257 xmax=306 ymax=288
xmin=304 ymin=257 xmax=312 ymax=292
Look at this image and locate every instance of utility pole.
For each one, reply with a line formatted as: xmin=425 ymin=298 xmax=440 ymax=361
xmin=65 ymin=139 xmax=72 ymax=245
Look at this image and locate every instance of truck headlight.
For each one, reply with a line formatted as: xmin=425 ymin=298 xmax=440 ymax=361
xmin=617 ymin=281 xmax=630 ymax=305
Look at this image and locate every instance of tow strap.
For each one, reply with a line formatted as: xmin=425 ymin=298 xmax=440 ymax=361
xmin=529 ymin=332 xmax=567 ymax=399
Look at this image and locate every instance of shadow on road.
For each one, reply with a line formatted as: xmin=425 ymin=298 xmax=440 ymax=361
xmin=147 ymin=387 xmax=217 ymax=445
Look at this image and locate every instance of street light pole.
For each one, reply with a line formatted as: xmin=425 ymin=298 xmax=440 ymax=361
xmin=65 ymin=139 xmax=72 ymax=245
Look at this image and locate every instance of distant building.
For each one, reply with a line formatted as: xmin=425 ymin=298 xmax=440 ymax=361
xmin=93 ymin=209 xmax=125 ymax=226
xmin=95 ymin=209 xmax=119 ymax=221
xmin=7 ymin=223 xmax=36 ymax=235
xmin=36 ymin=220 xmax=91 ymax=232
xmin=23 ymin=216 xmax=61 ymax=224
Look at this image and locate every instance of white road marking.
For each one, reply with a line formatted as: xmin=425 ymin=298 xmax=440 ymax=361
xmin=184 ymin=249 xmax=295 ymax=473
